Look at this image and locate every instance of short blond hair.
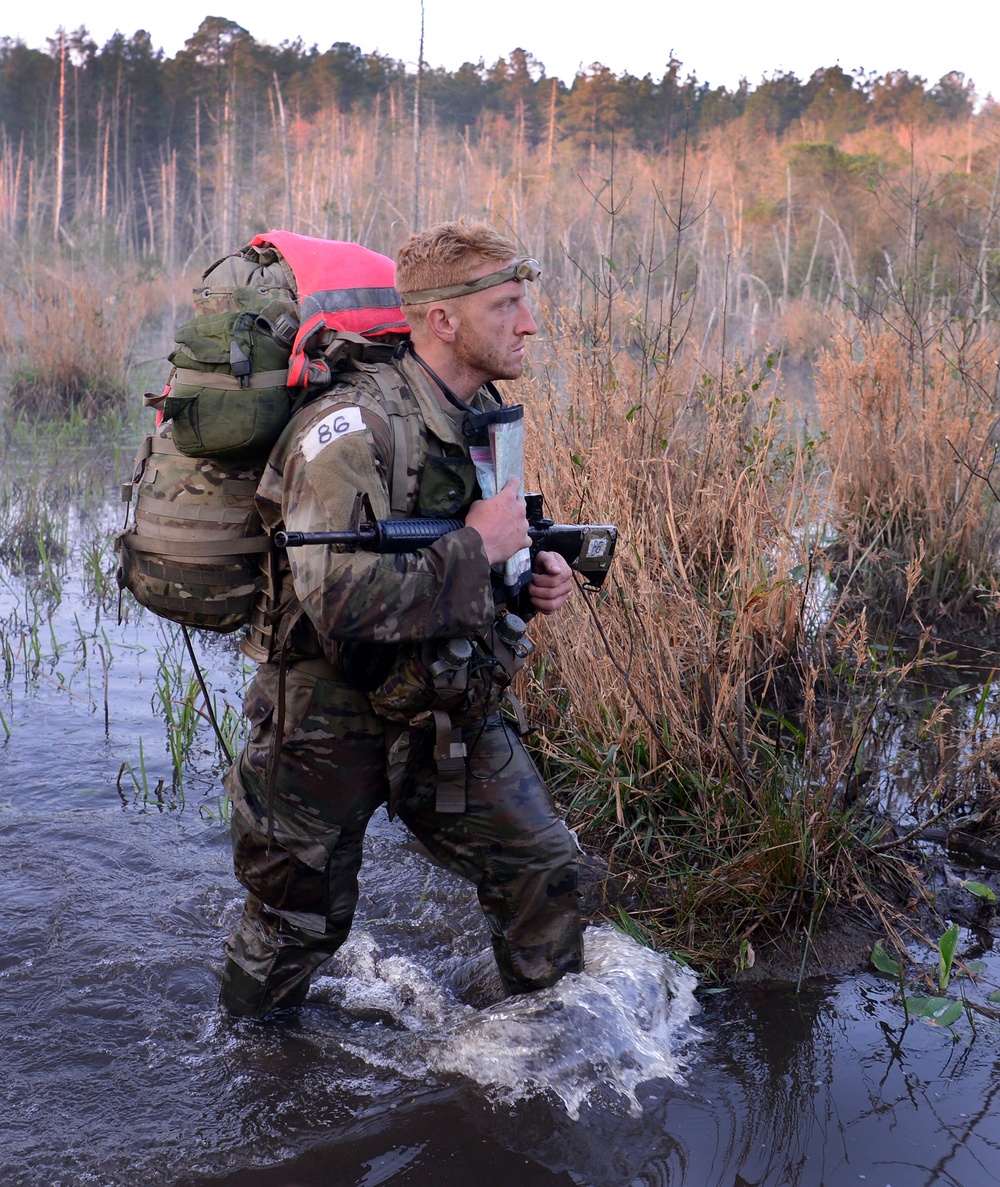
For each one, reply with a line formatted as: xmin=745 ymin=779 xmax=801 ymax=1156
xmin=396 ymin=220 xmax=519 ymax=330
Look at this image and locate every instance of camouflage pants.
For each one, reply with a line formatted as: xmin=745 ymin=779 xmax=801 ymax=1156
xmin=219 ymin=662 xmax=583 ymax=1018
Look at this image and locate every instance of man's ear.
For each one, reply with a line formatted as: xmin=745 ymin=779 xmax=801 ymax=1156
xmin=425 ymin=303 xmax=458 ymax=344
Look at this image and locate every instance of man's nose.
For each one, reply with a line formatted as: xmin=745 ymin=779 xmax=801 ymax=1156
xmin=517 ymin=303 xmax=538 ymax=336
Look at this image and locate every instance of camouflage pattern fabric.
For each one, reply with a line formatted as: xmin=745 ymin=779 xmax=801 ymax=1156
xmin=219 ymin=353 xmax=583 ymax=1018
xmin=256 ymin=350 xmax=497 ymax=648
xmin=219 ymin=666 xmax=583 ymax=1016
xmin=115 ymin=425 xmax=268 ymax=633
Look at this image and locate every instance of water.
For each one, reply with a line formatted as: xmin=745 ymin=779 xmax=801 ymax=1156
xmin=2 ymin=428 xmax=1000 ymax=1186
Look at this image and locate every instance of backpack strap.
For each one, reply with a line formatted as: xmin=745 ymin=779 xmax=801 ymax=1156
xmin=327 ymin=350 xmax=423 ymax=519
xmin=171 ymin=367 xmax=290 ymax=391
xmin=365 ymin=366 xmax=417 ymax=517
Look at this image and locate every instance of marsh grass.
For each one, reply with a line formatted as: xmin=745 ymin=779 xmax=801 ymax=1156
xmin=0 ymin=258 xmax=174 ymax=418
xmin=518 ymin=248 xmax=995 ymax=973
xmin=117 ymin=739 xmax=171 ymax=811
xmin=815 ymin=324 xmax=1000 ymax=624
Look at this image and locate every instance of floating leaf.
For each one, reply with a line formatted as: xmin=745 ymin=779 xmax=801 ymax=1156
xmin=871 ymin=940 xmax=902 ymax=978
xmin=962 ymin=880 xmax=997 ymax=903
xmin=906 ymin=996 xmax=964 ymax=1028
xmin=963 ymin=960 xmax=987 ymax=977
xmin=988 ymin=990 xmax=1000 ymax=1004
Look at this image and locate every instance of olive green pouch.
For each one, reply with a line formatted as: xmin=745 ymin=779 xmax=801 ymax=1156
xmin=163 ymin=308 xmax=294 ymax=461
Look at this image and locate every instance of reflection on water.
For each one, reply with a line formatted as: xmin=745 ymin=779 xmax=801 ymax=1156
xmin=3 ymin=431 xmax=1000 ymax=1187
xmin=0 ymin=805 xmax=698 ymax=1186
xmin=4 ymin=799 xmax=1000 ymax=1187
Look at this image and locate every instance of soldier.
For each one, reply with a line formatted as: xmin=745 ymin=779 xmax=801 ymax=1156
xmin=219 ymin=220 xmax=584 ymax=1018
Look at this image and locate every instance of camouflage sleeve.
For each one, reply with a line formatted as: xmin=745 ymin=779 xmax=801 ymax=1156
xmin=280 ymin=394 xmax=495 ymax=650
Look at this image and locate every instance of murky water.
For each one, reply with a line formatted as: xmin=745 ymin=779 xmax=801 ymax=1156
xmin=2 ymin=426 xmax=1000 ymax=1187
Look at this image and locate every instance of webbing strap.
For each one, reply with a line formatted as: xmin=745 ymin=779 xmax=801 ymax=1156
xmin=502 ymin=690 xmax=531 ymax=737
xmin=172 ymin=367 xmax=289 ymax=391
xmin=432 ymin=709 xmax=467 ymax=813
xmin=134 ymin=556 xmax=261 ymax=583
xmin=367 ymin=368 xmax=413 ymax=516
xmin=127 ymin=532 xmax=269 ymax=557
xmin=134 ymin=496 xmax=262 ymax=526
xmin=129 ymin=434 xmax=155 ymax=480
xmin=146 ymin=590 xmax=254 ymax=613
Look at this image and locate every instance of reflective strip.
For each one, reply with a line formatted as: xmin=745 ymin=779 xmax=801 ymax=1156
xmin=301 ymin=286 xmax=403 ymax=317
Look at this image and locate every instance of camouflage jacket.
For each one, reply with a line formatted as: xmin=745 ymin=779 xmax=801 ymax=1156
xmin=257 ymin=350 xmax=498 ymax=664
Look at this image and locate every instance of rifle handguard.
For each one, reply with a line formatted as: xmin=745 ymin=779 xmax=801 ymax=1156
xmin=275 ymin=517 xmax=465 ymax=552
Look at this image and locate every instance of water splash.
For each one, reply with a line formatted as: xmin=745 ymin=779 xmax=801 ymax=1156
xmin=314 ymin=924 xmax=701 ymax=1119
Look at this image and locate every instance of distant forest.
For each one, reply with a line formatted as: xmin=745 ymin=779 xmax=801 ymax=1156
xmin=1 ymin=17 xmax=982 ymax=152
xmin=2 ymin=15 xmax=998 ymax=369
xmin=0 ymin=18 xmax=986 ymax=250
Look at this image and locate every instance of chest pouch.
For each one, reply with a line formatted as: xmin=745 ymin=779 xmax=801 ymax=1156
xmin=415 ymin=454 xmax=479 ymax=518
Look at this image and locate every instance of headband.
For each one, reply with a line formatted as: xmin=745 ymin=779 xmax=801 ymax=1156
xmin=399 ymin=258 xmax=541 ymax=305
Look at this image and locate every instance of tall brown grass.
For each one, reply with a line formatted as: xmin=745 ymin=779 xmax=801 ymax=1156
xmin=815 ymin=322 xmax=1000 ymax=623
xmin=517 ymin=253 xmax=988 ymax=974
xmin=7 ymin=99 xmax=999 ymax=382
xmin=0 ymin=260 xmax=178 ymax=417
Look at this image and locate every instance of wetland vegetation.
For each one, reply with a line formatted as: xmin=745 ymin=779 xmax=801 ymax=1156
xmin=4 ymin=24 xmax=1000 ymax=1000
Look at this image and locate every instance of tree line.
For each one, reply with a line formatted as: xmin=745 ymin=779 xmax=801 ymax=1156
xmin=0 ymin=16 xmax=992 ymax=279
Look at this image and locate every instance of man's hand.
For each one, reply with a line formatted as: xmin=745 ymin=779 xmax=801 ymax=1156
xmin=464 ymin=478 xmax=531 ymax=565
xmin=529 ymin=551 xmax=574 ymax=615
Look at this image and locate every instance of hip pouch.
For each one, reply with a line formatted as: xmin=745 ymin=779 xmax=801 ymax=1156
xmin=365 ymin=614 xmax=532 ymax=728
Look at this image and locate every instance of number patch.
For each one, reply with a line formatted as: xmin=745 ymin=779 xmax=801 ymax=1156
xmin=301 ymin=407 xmax=366 ymax=461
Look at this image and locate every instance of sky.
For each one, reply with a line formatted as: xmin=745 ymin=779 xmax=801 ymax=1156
xmin=5 ymin=0 xmax=998 ymax=101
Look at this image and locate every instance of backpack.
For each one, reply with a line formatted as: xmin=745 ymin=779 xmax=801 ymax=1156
xmin=115 ymin=232 xmax=413 ymax=639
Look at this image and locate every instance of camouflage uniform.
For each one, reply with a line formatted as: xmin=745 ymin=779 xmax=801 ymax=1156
xmin=220 ymin=350 xmax=583 ymax=1017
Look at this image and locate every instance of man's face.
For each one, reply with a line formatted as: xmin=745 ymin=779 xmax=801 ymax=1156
xmin=448 ymin=259 xmax=538 ymax=386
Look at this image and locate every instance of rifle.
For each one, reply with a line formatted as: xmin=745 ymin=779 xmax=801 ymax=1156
xmin=274 ymin=493 xmax=617 ymax=613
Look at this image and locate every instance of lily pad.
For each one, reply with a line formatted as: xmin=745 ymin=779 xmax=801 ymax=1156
xmin=906 ymin=995 xmax=964 ymax=1028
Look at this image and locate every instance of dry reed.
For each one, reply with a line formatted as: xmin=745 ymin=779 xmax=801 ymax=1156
xmin=0 ymin=260 xmax=173 ymax=417
xmin=815 ymin=322 xmax=1000 ymax=623
xmin=516 ymin=266 xmax=984 ymax=973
